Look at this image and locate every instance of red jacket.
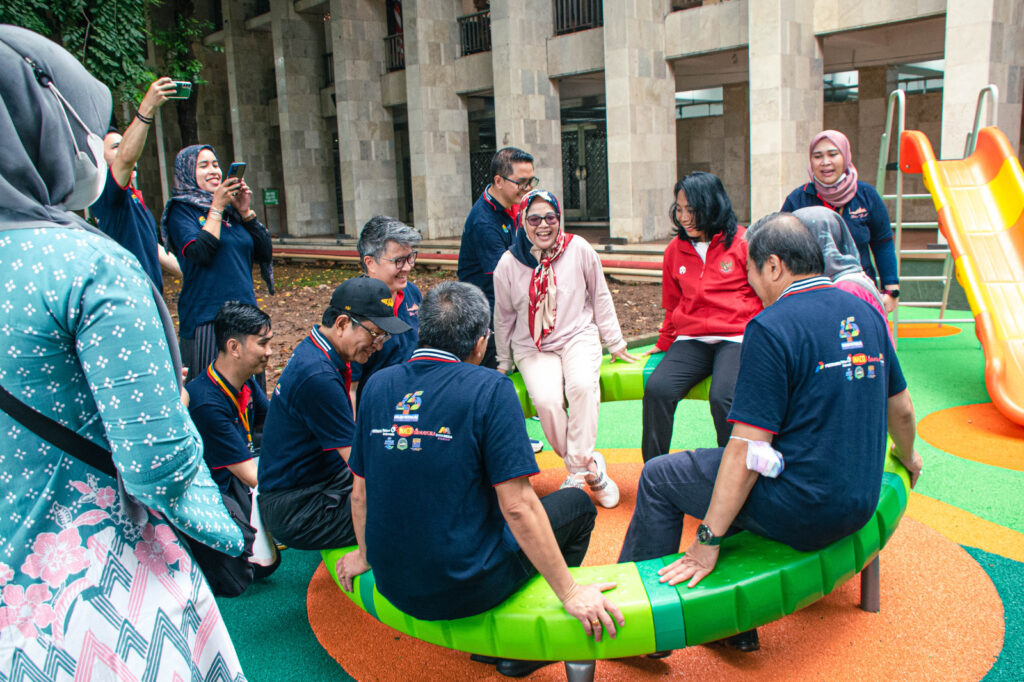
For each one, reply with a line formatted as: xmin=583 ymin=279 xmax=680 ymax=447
xmin=656 ymin=227 xmax=763 ymax=350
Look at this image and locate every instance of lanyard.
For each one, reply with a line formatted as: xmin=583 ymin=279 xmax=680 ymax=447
xmin=206 ymin=364 xmax=253 ymax=449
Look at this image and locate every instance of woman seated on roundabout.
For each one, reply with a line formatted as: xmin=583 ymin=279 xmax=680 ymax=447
xmin=161 ymin=144 xmax=273 ymax=383
xmin=641 ymin=172 xmax=762 ymax=461
xmin=782 ymin=129 xmax=900 ymax=312
xmin=494 ymin=189 xmax=636 ymax=508
xmin=791 ymin=205 xmax=891 ymax=333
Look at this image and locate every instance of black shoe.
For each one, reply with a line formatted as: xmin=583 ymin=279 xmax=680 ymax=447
xmin=716 ymin=628 xmax=760 ymax=652
xmin=470 ymin=653 xmax=499 ymax=665
xmin=645 ymin=650 xmax=673 ymax=659
xmin=496 ymin=659 xmax=555 ymax=677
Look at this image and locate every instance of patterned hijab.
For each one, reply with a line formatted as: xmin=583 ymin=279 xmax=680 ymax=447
xmin=808 ymin=130 xmax=859 ymax=208
xmin=510 ymin=189 xmax=574 ymax=348
xmin=793 ymin=206 xmax=885 ymax=310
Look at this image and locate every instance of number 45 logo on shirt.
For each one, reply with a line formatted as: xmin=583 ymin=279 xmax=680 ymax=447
xmin=395 ymin=390 xmax=424 ymax=415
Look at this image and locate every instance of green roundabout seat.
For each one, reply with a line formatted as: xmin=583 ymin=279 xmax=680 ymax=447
xmin=320 ymin=352 xmax=909 ymax=665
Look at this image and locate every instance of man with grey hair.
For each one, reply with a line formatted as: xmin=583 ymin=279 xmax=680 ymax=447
xmin=618 ymin=212 xmax=920 ymax=654
xmin=340 ymin=281 xmax=623 ymax=677
xmin=351 ymin=214 xmax=423 ymax=404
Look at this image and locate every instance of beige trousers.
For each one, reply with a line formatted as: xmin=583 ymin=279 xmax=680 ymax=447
xmin=516 ymin=328 xmax=602 ymax=474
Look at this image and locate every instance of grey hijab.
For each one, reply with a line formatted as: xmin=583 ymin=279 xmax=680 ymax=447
xmin=793 ymin=206 xmax=885 ymax=309
xmin=0 ymin=24 xmax=111 ymax=229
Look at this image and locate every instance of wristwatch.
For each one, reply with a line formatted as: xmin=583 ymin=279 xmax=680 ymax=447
xmin=886 ymin=288 xmax=901 ymax=299
xmin=697 ymin=523 xmax=721 ymax=546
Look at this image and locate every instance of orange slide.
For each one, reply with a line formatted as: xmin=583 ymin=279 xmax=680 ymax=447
xmin=900 ymin=126 xmax=1024 ymax=425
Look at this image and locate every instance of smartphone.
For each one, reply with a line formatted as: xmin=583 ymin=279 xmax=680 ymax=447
xmin=225 ymin=162 xmax=247 ymax=181
xmin=167 ymin=81 xmax=193 ymax=99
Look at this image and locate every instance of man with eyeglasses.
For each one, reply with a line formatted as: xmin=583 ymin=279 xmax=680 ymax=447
xmin=350 ymin=216 xmax=423 ymax=407
xmin=458 ymin=146 xmax=538 ymax=369
xmin=258 ymin=277 xmax=411 ymax=551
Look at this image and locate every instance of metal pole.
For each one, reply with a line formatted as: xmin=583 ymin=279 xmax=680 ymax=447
xmin=860 ymin=556 xmax=880 ymax=612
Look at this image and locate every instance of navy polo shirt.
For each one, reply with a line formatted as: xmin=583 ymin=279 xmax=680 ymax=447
xmin=350 ymin=280 xmax=421 ymax=401
xmin=186 ymin=368 xmax=268 ymax=494
xmin=781 ymin=181 xmax=899 ymax=286
xmin=728 ymin=277 xmax=906 ymax=551
xmin=349 ymin=348 xmax=538 ymax=621
xmin=90 ymin=170 xmax=164 ymax=292
xmin=458 ymin=186 xmax=516 ymax=311
xmin=259 ymin=327 xmax=355 ymax=492
xmin=165 ymin=202 xmax=258 ymax=338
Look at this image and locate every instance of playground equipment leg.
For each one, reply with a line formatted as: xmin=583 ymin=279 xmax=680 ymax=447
xmin=564 ymin=660 xmax=596 ymax=682
xmin=860 ymin=556 xmax=880 ymax=612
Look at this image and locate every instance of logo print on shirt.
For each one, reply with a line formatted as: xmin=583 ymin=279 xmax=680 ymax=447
xmin=719 ymin=260 xmax=733 ymax=273
xmin=393 ymin=390 xmax=423 ymax=422
xmin=848 ymin=207 xmax=869 ymax=219
xmin=839 ymin=316 xmax=863 ymax=350
xmin=406 ymin=303 xmax=419 ymax=317
xmin=678 ymin=265 xmax=686 ymax=275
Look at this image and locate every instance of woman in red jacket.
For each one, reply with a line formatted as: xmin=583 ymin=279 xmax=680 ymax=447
xmin=642 ymin=172 xmax=762 ymax=461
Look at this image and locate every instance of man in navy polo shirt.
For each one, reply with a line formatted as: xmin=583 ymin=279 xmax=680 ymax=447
xmin=619 ymin=213 xmax=922 ymax=653
xmin=458 ymin=146 xmax=537 ymax=369
xmin=350 ymin=215 xmax=422 ymax=406
xmin=258 ymin=277 xmax=412 ymax=550
xmin=184 ymin=301 xmax=278 ymax=595
xmin=338 ymin=282 xmax=623 ymax=678
xmin=91 ymin=77 xmax=181 ymax=292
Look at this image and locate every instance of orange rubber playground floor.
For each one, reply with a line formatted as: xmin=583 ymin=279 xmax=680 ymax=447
xmin=219 ymin=312 xmax=1024 ymax=681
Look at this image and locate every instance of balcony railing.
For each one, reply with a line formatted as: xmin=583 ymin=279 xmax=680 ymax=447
xmin=458 ymin=10 xmax=492 ymax=56
xmin=553 ymin=0 xmax=603 ymax=36
xmin=384 ymin=33 xmax=405 ymax=72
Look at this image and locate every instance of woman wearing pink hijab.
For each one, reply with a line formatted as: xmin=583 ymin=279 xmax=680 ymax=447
xmin=782 ymin=130 xmax=900 ymax=313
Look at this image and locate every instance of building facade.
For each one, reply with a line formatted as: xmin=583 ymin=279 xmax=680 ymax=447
xmin=135 ymin=0 xmax=1024 ymax=241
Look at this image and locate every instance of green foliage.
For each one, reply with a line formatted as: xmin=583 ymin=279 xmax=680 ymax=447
xmin=0 ymin=0 xmax=154 ymax=104
xmin=150 ymin=13 xmax=218 ymax=85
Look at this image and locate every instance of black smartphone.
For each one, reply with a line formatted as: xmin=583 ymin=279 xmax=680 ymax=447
xmin=225 ymin=162 xmax=247 ymax=181
xmin=167 ymin=81 xmax=192 ymax=99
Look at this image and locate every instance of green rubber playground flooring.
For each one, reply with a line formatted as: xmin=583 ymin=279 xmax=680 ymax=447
xmin=218 ymin=306 xmax=1023 ymax=680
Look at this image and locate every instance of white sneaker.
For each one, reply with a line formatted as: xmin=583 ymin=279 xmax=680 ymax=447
xmin=559 ymin=473 xmax=586 ymax=491
xmin=585 ymin=451 xmax=619 ymax=509
xmin=530 ymin=438 xmax=544 ymax=453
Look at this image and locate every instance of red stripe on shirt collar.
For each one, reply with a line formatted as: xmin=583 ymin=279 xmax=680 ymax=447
xmin=780 ymin=276 xmax=833 ymax=299
xmin=409 ymin=349 xmax=460 ymax=363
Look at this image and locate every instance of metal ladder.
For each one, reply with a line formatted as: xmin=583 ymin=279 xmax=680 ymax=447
xmin=875 ymin=85 xmax=998 ymax=345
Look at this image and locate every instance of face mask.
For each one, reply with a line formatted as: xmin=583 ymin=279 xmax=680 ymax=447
xmin=48 ymin=81 xmax=108 ymax=210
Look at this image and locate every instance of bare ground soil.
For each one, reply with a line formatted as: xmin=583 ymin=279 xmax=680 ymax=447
xmin=162 ymin=259 xmax=663 ymax=393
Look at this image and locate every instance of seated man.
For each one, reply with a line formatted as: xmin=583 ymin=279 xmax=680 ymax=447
xmin=258 ymin=277 xmax=411 ymax=550
xmin=350 ymin=215 xmax=423 ymax=406
xmin=183 ymin=301 xmax=278 ymax=595
xmin=339 ymin=281 xmax=623 ymax=678
xmin=619 ymin=213 xmax=922 ymax=652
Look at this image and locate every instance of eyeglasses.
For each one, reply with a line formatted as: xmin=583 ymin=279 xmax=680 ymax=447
xmin=379 ymin=250 xmax=417 ymax=269
xmin=525 ymin=212 xmax=559 ymax=227
xmin=350 ymin=317 xmax=391 ymax=346
xmin=500 ymin=175 xmax=541 ymax=191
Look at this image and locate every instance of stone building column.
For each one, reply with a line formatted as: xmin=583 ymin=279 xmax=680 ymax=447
xmin=722 ymin=83 xmax=751 ymax=223
xmin=270 ymin=0 xmax=338 ymax=236
xmin=603 ymin=0 xmax=677 ymax=242
xmin=330 ymin=0 xmax=399 ymax=235
xmin=941 ymin=0 xmax=1024 ymax=158
xmin=222 ymin=1 xmax=283 ymax=233
xmin=403 ymin=0 xmax=471 ymax=239
xmin=747 ymin=0 xmax=823 ymax=220
xmin=490 ymin=0 xmax=562 ymax=200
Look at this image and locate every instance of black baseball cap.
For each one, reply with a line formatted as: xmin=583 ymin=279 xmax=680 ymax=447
xmin=329 ymin=277 xmax=412 ymax=335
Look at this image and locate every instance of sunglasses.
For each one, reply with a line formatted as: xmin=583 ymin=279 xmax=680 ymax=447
xmin=525 ymin=212 xmax=560 ymax=227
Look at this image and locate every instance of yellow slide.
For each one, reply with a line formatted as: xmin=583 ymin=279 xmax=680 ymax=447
xmin=900 ymin=126 xmax=1024 ymax=426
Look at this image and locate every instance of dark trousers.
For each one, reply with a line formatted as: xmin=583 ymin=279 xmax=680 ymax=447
xmin=513 ymin=487 xmax=597 ymax=582
xmin=641 ymin=340 xmax=742 ymax=460
xmin=618 ymin=448 xmax=772 ymax=563
xmin=258 ymin=469 xmax=356 ymax=550
xmin=481 ymin=326 xmax=498 ymax=370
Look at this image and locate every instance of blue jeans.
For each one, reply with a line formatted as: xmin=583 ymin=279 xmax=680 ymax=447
xmin=618 ymin=448 xmax=773 ymax=562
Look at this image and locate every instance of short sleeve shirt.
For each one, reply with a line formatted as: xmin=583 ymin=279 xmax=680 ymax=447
xmin=259 ymin=327 xmax=354 ymax=492
xmin=348 ymin=348 xmax=538 ymax=620
xmin=90 ymin=170 xmax=164 ymax=292
xmin=728 ymin=277 xmax=906 ymax=551
xmin=186 ymin=369 xmax=268 ymax=493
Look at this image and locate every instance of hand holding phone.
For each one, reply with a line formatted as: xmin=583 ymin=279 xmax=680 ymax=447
xmin=225 ymin=162 xmax=247 ymax=181
xmin=167 ymin=81 xmax=193 ymax=99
